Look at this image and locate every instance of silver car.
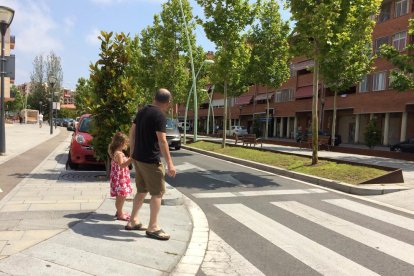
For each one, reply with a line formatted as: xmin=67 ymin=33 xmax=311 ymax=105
xmin=166 ymin=119 xmax=181 ymax=150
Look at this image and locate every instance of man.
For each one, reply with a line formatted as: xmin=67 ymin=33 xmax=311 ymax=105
xmin=126 ymin=88 xmax=176 ymax=240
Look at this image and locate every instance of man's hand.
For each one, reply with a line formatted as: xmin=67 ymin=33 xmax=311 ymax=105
xmin=166 ymin=163 xmax=176 ymax=178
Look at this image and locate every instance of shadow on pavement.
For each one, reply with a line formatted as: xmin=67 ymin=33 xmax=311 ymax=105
xmin=64 ymin=212 xmax=146 ymax=242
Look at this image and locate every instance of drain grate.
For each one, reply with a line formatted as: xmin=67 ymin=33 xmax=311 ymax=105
xmin=58 ymin=172 xmax=107 ymax=182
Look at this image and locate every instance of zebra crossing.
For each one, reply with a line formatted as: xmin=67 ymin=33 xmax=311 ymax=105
xmin=194 ymin=190 xmax=414 ymax=275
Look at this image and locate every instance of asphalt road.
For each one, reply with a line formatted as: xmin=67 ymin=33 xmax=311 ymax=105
xmin=168 ymin=149 xmax=414 ymax=276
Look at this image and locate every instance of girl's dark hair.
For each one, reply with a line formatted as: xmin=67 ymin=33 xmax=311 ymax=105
xmin=108 ymin=132 xmax=129 ymax=158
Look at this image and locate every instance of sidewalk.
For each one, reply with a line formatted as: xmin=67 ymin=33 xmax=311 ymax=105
xmin=194 ymin=135 xmax=414 ymax=212
xmin=0 ymin=124 xmax=208 ymax=275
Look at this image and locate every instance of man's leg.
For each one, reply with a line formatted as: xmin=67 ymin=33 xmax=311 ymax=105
xmin=127 ymin=192 xmax=146 ymax=227
xmin=147 ymin=195 xmax=162 ymax=231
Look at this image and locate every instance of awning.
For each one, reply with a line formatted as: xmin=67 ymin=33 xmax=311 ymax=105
xmin=60 ymin=104 xmax=76 ymax=110
xmin=295 ymin=86 xmax=313 ymax=99
xmin=235 ymin=95 xmax=253 ymax=105
xmin=255 ymin=93 xmax=273 ymax=101
xmin=291 ymin=60 xmax=315 ymax=71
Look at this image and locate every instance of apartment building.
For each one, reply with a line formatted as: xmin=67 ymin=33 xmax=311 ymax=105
xmin=182 ymin=0 xmax=414 ymax=146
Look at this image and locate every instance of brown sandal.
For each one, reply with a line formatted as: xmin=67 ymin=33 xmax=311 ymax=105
xmin=124 ymin=223 xmax=147 ymax=231
xmin=146 ymin=229 xmax=170 ymax=240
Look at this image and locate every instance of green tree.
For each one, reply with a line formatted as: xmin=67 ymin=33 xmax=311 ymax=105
xmin=197 ymin=0 xmax=258 ymax=147
xmin=364 ymin=119 xmax=381 ymax=149
xmin=137 ymin=1 xmax=206 ymax=117
xmin=380 ymin=19 xmax=414 ymax=91
xmin=246 ymin=0 xmax=290 ymax=139
xmin=317 ymin=0 xmax=381 ymax=146
xmin=28 ymin=52 xmax=64 ymax=115
xmin=89 ymin=31 xmax=140 ymax=170
xmin=285 ymin=0 xmax=381 ymax=164
xmin=8 ymin=85 xmax=24 ymax=112
xmin=74 ymin=77 xmax=94 ymax=114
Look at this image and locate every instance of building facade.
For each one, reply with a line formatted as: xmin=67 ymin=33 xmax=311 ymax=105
xmin=2 ymin=28 xmax=15 ymax=102
xmin=182 ymin=0 xmax=414 ymax=146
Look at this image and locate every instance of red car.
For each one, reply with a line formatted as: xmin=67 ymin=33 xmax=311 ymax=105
xmin=67 ymin=114 xmax=103 ymax=169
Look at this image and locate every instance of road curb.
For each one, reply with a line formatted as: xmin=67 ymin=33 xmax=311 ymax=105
xmin=182 ymin=145 xmax=409 ymax=196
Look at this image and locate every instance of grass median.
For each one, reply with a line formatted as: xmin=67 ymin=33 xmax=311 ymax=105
xmin=187 ymin=141 xmax=387 ymax=185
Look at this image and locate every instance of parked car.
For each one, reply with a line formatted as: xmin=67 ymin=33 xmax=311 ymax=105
xmin=227 ymin=126 xmax=248 ymax=136
xmin=67 ymin=114 xmax=103 ymax=169
xmin=390 ymin=138 xmax=414 ymax=153
xmin=296 ymin=129 xmax=342 ymax=146
xmin=62 ymin=118 xmax=71 ymax=127
xmin=177 ymin=121 xmax=191 ymax=132
xmin=66 ymin=119 xmax=75 ymax=130
xmin=166 ymin=118 xmax=181 ymax=150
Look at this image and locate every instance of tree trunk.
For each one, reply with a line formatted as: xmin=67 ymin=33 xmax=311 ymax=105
xmin=331 ymin=92 xmax=337 ymax=147
xmin=222 ymin=81 xmax=228 ymax=148
xmin=312 ymin=59 xmax=319 ymax=165
xmin=265 ymin=92 xmax=269 ymax=139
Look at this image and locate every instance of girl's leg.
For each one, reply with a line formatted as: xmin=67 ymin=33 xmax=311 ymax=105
xmin=115 ymin=196 xmax=128 ymax=219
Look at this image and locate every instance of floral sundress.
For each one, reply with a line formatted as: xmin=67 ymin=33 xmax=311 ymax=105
xmin=110 ymin=152 xmax=133 ymax=197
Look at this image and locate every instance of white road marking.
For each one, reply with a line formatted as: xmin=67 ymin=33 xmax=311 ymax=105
xmin=215 ymin=203 xmax=379 ymax=276
xmin=272 ymin=201 xmax=414 ymax=266
xmin=324 ymin=199 xmax=414 ymax=232
xmin=201 ymin=231 xmax=265 ymax=276
xmin=193 ymin=188 xmax=327 ymax=198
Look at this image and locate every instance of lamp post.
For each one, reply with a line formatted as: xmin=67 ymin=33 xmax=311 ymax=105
xmin=183 ymin=59 xmax=214 ymax=144
xmin=0 ymin=6 xmax=14 ymax=155
xmin=48 ymin=75 xmax=57 ymax=135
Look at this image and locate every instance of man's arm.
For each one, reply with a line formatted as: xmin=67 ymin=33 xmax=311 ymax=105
xmin=129 ymin=123 xmax=136 ymax=158
xmin=156 ymin=131 xmax=176 ymax=177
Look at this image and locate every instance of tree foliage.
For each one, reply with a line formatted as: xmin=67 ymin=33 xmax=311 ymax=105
xmin=364 ymin=119 xmax=381 ymax=149
xmin=285 ymin=0 xmax=381 ymax=164
xmin=197 ymin=0 xmax=258 ymax=147
xmin=74 ymin=77 xmax=94 ymax=114
xmin=246 ymin=0 xmax=291 ymax=138
xmin=380 ymin=19 xmax=414 ymax=91
xmin=89 ymin=32 xmax=140 ymax=163
xmin=137 ymin=0 xmax=206 ymax=109
xmin=28 ymin=52 xmax=64 ymax=114
xmin=8 ymin=85 xmax=24 ymax=112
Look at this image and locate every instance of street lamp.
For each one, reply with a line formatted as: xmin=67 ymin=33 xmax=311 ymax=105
xmin=48 ymin=75 xmax=57 ymax=135
xmin=0 ymin=5 xmax=15 ymax=155
xmin=183 ymin=59 xmax=214 ymax=144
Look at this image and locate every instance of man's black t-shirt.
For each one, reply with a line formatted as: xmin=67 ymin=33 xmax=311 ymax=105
xmin=132 ymin=105 xmax=166 ymax=164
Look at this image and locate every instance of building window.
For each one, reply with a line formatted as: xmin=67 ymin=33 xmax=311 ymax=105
xmin=393 ymin=31 xmax=407 ymax=51
xmin=378 ymin=2 xmax=391 ymax=22
xmin=359 ymin=75 xmax=369 ymax=92
xmin=374 ymin=36 xmax=389 ymax=53
xmin=395 ymin=0 xmax=408 ymax=17
xmin=372 ymin=72 xmax=386 ymax=91
xmin=275 ymin=89 xmax=293 ymax=103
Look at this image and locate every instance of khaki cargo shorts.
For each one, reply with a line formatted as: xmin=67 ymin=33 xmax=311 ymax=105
xmin=133 ymin=160 xmax=165 ymax=196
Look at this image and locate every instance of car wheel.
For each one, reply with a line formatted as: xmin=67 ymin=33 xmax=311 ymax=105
xmin=175 ymin=146 xmax=181 ymax=150
xmin=67 ymin=151 xmax=79 ymax=170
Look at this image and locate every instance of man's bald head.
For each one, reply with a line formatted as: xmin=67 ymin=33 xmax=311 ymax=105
xmin=154 ymin=88 xmax=171 ymax=104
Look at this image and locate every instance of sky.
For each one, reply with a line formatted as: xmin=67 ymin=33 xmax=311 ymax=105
xmin=3 ymin=0 xmax=291 ymax=90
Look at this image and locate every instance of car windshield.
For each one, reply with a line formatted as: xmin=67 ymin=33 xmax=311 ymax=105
xmin=166 ymin=118 xmax=175 ymax=129
xmin=79 ymin=117 xmax=92 ymax=133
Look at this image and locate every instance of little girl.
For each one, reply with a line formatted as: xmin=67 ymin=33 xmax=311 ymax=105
xmin=108 ymin=132 xmax=133 ymax=221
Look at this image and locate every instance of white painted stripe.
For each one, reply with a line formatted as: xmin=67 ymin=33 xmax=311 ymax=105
xmin=202 ymin=231 xmax=265 ymax=276
xmin=324 ymin=199 xmax=414 ymax=232
xmin=193 ymin=188 xmax=327 ymax=198
xmin=272 ymin=201 xmax=414 ymax=266
xmin=215 ymin=204 xmax=378 ymax=276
